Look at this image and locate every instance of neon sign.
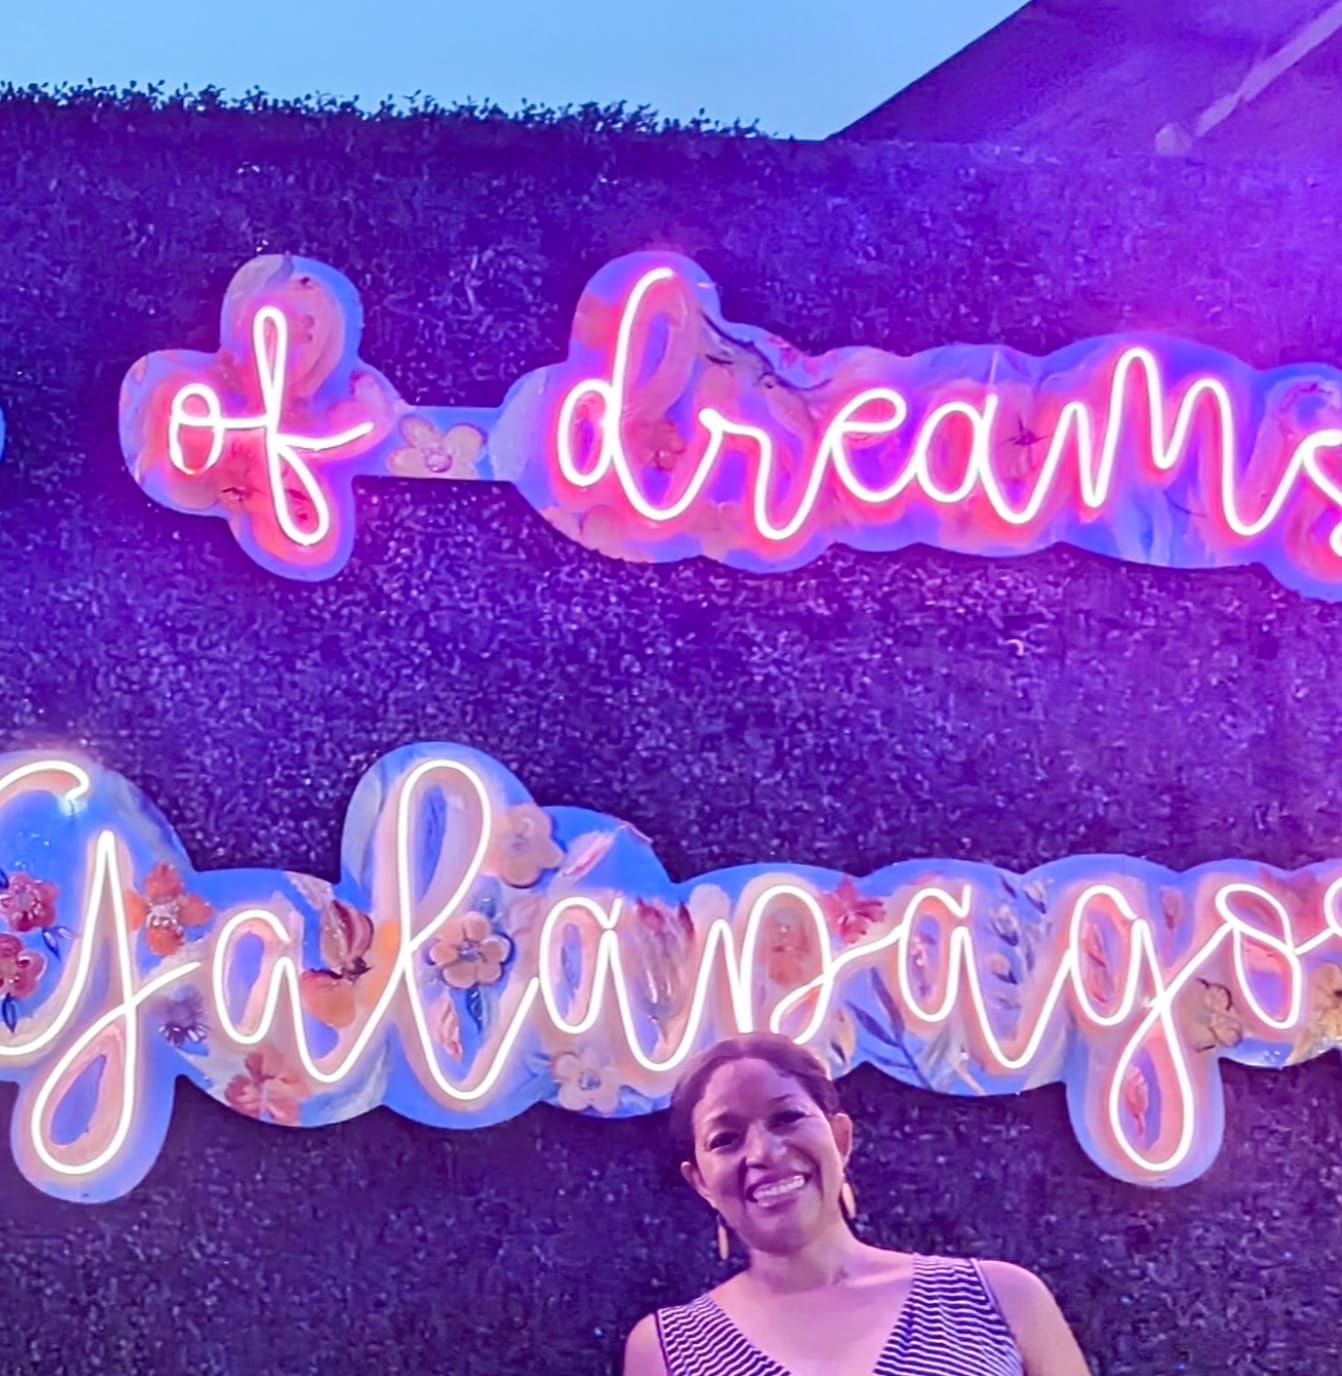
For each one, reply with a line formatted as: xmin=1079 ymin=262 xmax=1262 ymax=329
xmin=119 ymin=253 xmax=1342 ymax=595
xmin=2 ymin=744 xmax=1340 ymax=1202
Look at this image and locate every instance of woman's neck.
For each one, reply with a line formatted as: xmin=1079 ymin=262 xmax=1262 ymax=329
xmin=742 ymin=1221 xmax=875 ymax=1295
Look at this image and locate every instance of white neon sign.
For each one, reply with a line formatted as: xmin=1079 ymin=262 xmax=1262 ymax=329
xmin=0 ymin=745 xmax=1336 ymax=1201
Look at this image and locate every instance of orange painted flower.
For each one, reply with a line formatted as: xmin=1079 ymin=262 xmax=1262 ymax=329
xmin=820 ymin=878 xmax=885 ymax=946
xmin=125 ymin=863 xmax=212 ymax=958
xmin=299 ymin=899 xmax=375 ymax=1029
xmin=539 ymin=503 xmax=655 ymax=562
xmin=223 ymin=1050 xmax=304 ymax=1126
xmin=552 ymin=1046 xmax=620 ymax=1114
xmin=486 ymin=803 xmax=563 ymax=888
xmin=621 ymin=898 xmax=695 ymax=1024
xmin=0 ymin=933 xmax=45 ymax=1000
xmin=762 ymin=907 xmax=819 ymax=987
xmin=1290 ymin=963 xmax=1342 ymax=1063
xmin=429 ymin=912 xmax=513 ymax=990
xmin=686 ymin=501 xmax=741 ymax=562
xmin=387 ymin=418 xmax=484 ymax=479
xmin=0 ymin=874 xmax=58 ymax=932
xmin=1122 ymin=1065 xmax=1150 ymax=1143
xmin=626 ymin=414 xmax=688 ymax=473
xmin=1177 ymin=979 xmax=1243 ymax=1054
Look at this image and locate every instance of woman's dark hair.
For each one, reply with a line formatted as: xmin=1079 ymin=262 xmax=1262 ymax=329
xmin=668 ymin=1032 xmax=842 ymax=1161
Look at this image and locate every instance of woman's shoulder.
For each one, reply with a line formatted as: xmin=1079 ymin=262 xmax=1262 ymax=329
xmin=967 ymin=1257 xmax=1058 ymax=1311
xmin=920 ymin=1251 xmax=1051 ymax=1295
xmin=622 ymin=1289 xmax=722 ymax=1376
xmin=622 ymin=1313 xmax=668 ymax=1376
xmin=971 ymin=1259 xmax=1091 ymax=1374
xmin=899 ymin=1252 xmax=1055 ymax=1330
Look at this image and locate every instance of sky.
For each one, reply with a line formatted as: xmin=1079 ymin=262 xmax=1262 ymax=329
xmin=2 ymin=0 xmax=1028 ymax=140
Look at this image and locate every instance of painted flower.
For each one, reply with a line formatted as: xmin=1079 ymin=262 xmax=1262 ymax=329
xmin=125 ymin=863 xmax=213 ymax=958
xmin=627 ymin=414 xmax=688 ymax=473
xmin=154 ymin=987 xmax=209 ymax=1048
xmin=995 ymin=413 xmax=1051 ymax=483
xmin=429 ymin=912 xmax=513 ymax=990
xmin=988 ymin=904 xmax=1022 ymax=946
xmin=1122 ymin=1065 xmax=1150 ymax=1143
xmin=387 ymin=417 xmax=484 ymax=479
xmin=820 ymin=878 xmax=885 ymax=946
xmin=299 ymin=899 xmax=376 ymax=1029
xmin=761 ymin=906 xmax=819 ymax=987
xmin=1079 ymin=919 xmax=1115 ymax=1008
xmin=560 ymin=830 xmax=618 ymax=880
xmin=1290 ymin=963 xmax=1342 ymax=1063
xmin=486 ymin=803 xmax=563 ymax=888
xmin=1178 ymin=979 xmax=1243 ymax=1054
xmin=223 ymin=1049 xmax=304 ymax=1126
xmin=622 ymin=897 xmax=695 ymax=1024
xmin=686 ymin=501 xmax=741 ymax=562
xmin=0 ymin=873 xmax=58 ymax=932
xmin=552 ymin=1046 xmax=621 ymax=1114
xmin=539 ymin=504 xmax=655 ymax=563
xmin=0 ymin=933 xmax=45 ymax=1000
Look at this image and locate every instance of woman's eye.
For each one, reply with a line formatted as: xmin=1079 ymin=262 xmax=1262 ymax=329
xmin=774 ymin=1111 xmax=804 ymax=1127
xmin=709 ymin=1132 xmax=738 ymax=1150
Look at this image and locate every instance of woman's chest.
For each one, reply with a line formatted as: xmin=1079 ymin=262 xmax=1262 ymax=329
xmin=719 ymin=1283 xmax=911 ymax=1376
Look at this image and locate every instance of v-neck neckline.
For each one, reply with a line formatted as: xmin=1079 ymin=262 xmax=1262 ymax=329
xmin=703 ymin=1252 xmax=924 ymax=1376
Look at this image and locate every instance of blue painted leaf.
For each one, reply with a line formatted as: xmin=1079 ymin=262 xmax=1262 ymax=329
xmin=466 ymin=986 xmax=485 ymax=1033
xmin=41 ymin=930 xmax=60 ymax=961
xmin=850 ymin=1002 xmax=903 ymax=1051
xmin=0 ymin=868 xmax=9 ymax=891
xmin=850 ymin=1008 xmax=925 ymax=1081
xmin=417 ymin=789 xmax=447 ymax=903
xmin=560 ymin=929 xmax=581 ymax=994
xmin=868 ymin=971 xmax=906 ymax=1038
xmin=1 ymin=994 xmax=16 ymax=1034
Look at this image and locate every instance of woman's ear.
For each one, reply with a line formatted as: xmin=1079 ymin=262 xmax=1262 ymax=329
xmin=681 ymin=1157 xmax=713 ymax=1207
xmin=831 ymin=1110 xmax=854 ymax=1166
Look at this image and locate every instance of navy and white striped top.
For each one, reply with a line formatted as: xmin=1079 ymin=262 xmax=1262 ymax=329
xmin=655 ymin=1253 xmax=1023 ymax=1375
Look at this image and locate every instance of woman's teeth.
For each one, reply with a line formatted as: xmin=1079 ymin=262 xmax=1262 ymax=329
xmin=750 ymin=1174 xmax=807 ymax=1203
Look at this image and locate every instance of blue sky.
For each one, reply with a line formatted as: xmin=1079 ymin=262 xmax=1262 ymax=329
xmin=2 ymin=0 xmax=1026 ymax=139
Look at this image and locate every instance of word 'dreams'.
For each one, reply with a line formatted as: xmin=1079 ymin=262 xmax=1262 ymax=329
xmin=0 ymin=746 xmax=1339 ymax=1201
xmin=121 ymin=253 xmax=1342 ymax=596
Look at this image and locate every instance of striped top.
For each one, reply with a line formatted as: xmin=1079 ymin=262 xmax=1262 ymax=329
xmin=655 ymin=1253 xmax=1023 ymax=1376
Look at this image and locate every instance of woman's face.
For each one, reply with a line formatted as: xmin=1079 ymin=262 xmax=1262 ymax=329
xmin=683 ymin=1056 xmax=852 ymax=1256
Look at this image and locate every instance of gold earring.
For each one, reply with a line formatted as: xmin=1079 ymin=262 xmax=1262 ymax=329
xmin=840 ymin=1179 xmax=857 ymax=1221
xmin=715 ymin=1214 xmax=731 ymax=1261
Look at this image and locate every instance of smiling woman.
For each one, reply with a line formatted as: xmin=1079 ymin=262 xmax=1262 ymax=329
xmin=623 ymin=1033 xmax=1092 ymax=1376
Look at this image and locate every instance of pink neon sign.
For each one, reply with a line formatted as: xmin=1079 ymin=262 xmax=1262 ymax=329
xmin=120 ymin=253 xmax=1342 ymax=596
xmin=1 ymin=743 xmax=1339 ymax=1202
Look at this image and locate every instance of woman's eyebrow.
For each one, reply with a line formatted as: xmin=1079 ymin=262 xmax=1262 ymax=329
xmin=705 ymin=1095 xmax=799 ymax=1128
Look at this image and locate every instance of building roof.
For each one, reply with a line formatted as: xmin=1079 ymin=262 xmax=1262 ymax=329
xmin=837 ymin=0 xmax=1342 ymax=160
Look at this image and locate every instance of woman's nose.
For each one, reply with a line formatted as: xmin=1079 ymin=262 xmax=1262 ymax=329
xmin=743 ymin=1122 xmax=784 ymax=1162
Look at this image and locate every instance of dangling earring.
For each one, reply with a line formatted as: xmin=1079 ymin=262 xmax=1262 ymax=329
xmin=840 ymin=1178 xmax=858 ymax=1222
xmin=715 ymin=1214 xmax=732 ymax=1261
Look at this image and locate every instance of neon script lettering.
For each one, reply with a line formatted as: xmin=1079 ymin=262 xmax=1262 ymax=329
xmin=1 ymin=743 xmax=1340 ymax=1202
xmin=120 ymin=253 xmax=1342 ymax=595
